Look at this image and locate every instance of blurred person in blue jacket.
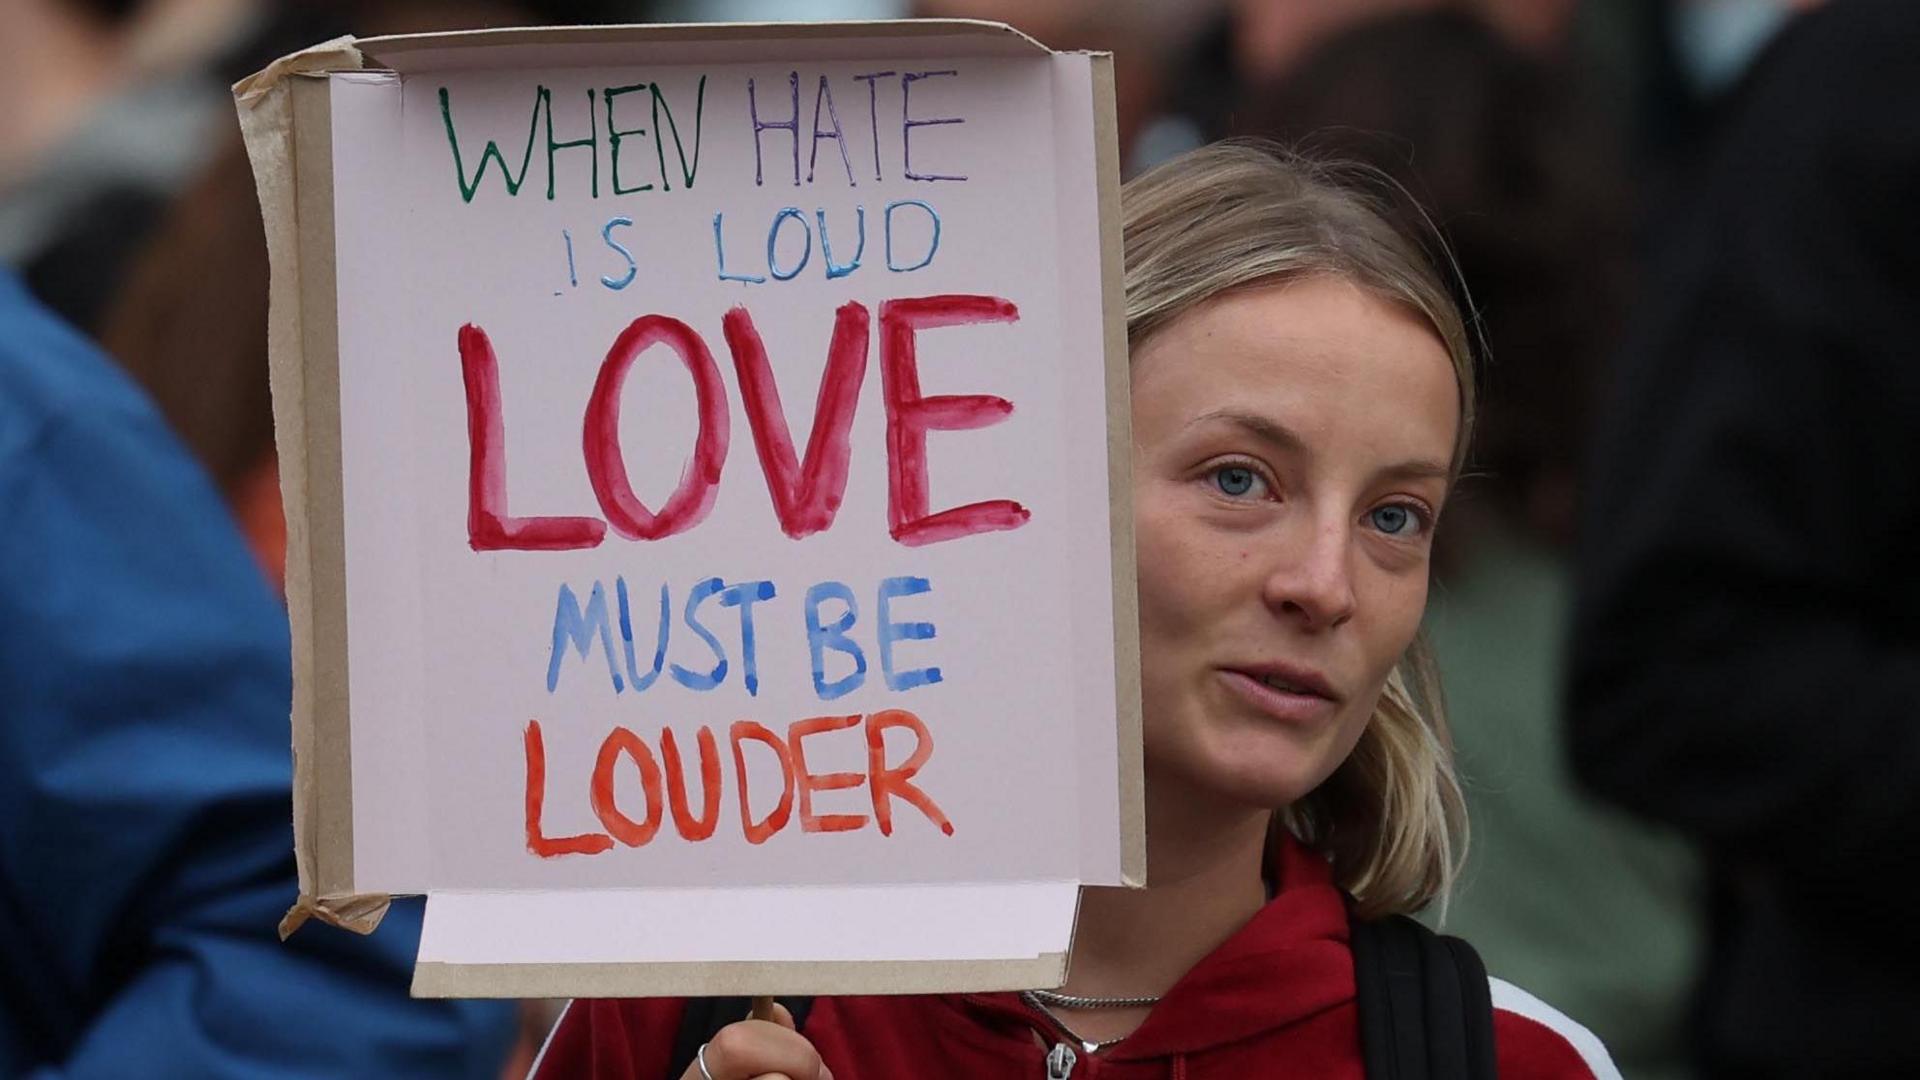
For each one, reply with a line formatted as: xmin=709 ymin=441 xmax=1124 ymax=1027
xmin=0 ymin=269 xmax=514 ymax=1078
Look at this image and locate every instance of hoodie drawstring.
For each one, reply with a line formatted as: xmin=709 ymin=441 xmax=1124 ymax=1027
xmin=1172 ymin=1053 xmax=1188 ymax=1080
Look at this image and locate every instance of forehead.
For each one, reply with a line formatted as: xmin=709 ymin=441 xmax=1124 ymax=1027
xmin=1130 ymin=276 xmax=1460 ymax=467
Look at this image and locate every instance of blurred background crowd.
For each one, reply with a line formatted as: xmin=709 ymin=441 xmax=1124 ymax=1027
xmin=3 ymin=0 xmax=1913 ymax=1078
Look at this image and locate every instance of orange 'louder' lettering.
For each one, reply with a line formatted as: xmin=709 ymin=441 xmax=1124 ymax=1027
xmin=591 ymin=726 xmax=665 ymax=847
xmin=662 ymin=726 xmax=723 ymax=841
xmin=524 ymin=720 xmax=615 ymax=857
xmin=788 ymin=714 xmax=870 ymax=833
xmin=731 ymin=720 xmax=796 ymax=844
xmin=865 ymin=708 xmax=953 ymax=836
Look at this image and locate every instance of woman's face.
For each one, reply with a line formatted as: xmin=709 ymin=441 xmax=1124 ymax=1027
xmin=1131 ymin=275 xmax=1459 ymax=811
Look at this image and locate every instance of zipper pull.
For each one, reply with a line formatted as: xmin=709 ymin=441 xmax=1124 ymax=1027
xmin=1046 ymin=1041 xmax=1079 ymax=1078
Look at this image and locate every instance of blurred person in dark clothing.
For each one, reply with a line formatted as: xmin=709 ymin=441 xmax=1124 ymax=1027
xmin=1566 ymin=0 xmax=1920 ymax=1076
xmin=1602 ymin=0 xmax=1832 ymax=207
xmin=1234 ymin=12 xmax=1700 ymax=1078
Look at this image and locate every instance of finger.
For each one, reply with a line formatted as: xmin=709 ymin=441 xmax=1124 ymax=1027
xmin=754 ymin=1067 xmax=830 ymax=1080
xmin=744 ymin=1065 xmax=833 ymax=1080
xmin=758 ymin=1001 xmax=796 ymax=1031
xmin=700 ymin=1020 xmax=824 ymax=1080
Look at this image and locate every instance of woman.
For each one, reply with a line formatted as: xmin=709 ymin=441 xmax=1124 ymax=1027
xmin=531 ymin=143 xmax=1618 ymax=1080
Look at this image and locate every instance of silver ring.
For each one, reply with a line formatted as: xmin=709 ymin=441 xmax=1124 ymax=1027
xmin=696 ymin=1041 xmax=717 ymax=1080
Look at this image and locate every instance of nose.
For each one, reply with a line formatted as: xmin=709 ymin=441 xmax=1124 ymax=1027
xmin=1261 ymin=515 xmax=1358 ymax=631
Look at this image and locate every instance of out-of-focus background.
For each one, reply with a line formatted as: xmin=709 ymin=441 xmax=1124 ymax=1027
xmin=6 ymin=2 xmax=1913 ymax=1079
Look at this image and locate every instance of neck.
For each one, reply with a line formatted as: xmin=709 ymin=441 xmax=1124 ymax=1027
xmin=1063 ymin=764 xmax=1273 ymax=999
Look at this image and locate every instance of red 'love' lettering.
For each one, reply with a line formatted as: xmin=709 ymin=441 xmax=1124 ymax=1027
xmin=459 ymin=294 xmax=1026 ymax=550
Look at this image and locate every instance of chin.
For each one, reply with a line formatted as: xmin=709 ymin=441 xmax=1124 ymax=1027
xmin=1142 ymin=690 xmax=1363 ymax=812
xmin=1152 ymin=735 xmax=1344 ymax=813
xmin=1211 ymin=760 xmax=1335 ymax=811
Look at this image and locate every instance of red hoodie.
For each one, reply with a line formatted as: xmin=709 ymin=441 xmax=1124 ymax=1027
xmin=531 ymin=838 xmax=1616 ymax=1079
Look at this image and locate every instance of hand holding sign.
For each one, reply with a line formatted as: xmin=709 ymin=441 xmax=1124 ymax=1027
xmin=685 ymin=1001 xmax=828 ymax=1080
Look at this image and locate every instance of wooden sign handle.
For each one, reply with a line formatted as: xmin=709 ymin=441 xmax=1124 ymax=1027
xmin=749 ymin=996 xmax=779 ymax=1024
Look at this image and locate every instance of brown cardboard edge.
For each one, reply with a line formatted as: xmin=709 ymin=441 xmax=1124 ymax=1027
xmin=278 ymin=892 xmax=393 ymax=940
xmin=233 ymin=35 xmax=363 ymax=104
xmin=359 ymin=18 xmax=1050 ymax=66
xmin=235 ymin=39 xmax=369 ymax=924
xmin=411 ymin=953 xmax=1069 ymax=999
xmin=285 ymin=73 xmax=362 ymax=910
xmin=1089 ymin=53 xmax=1146 ymax=890
xmin=236 ymin=46 xmax=360 ymax=922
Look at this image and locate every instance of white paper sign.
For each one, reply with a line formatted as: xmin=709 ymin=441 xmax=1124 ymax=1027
xmin=254 ymin=21 xmax=1139 ymax=995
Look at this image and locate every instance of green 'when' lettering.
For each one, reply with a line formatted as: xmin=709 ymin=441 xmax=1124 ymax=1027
xmin=440 ymin=85 xmax=543 ymax=203
xmin=651 ymin=75 xmax=707 ymax=191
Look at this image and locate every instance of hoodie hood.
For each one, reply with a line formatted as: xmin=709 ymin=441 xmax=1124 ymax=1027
xmin=948 ymin=834 xmax=1354 ymax=1064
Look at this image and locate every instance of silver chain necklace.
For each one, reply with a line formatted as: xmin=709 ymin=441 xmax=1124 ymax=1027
xmin=1019 ymin=988 xmax=1162 ymax=1055
xmin=1026 ymin=987 xmax=1163 ymax=1010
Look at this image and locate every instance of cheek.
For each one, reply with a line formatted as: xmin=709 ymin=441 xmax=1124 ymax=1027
xmin=1131 ymin=492 xmax=1244 ymax=656
xmin=1338 ymin=687 xmax=1388 ymax=753
xmin=1131 ymin=496 xmax=1223 ymax=730
xmin=1132 ymin=496 xmax=1198 ymax=639
xmin=1360 ymin=569 xmax=1431 ymax=681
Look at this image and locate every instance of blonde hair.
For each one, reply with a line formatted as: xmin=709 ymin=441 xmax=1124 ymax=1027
xmin=1124 ymin=140 xmax=1473 ymax=919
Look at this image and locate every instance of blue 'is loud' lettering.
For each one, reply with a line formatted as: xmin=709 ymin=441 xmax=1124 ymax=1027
xmin=713 ymin=200 xmax=936 ymax=284
xmin=558 ymin=200 xmax=923 ymax=293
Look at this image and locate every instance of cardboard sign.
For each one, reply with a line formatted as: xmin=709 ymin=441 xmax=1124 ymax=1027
xmin=237 ymin=20 xmax=1141 ymax=998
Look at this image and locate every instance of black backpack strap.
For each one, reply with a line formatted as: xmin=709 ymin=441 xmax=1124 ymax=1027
xmin=667 ymin=997 xmax=815 ymax=1078
xmin=1441 ymin=935 xmax=1498 ymax=1078
xmin=1352 ymin=913 xmax=1425 ymax=1080
xmin=1351 ymin=912 xmax=1498 ymax=1080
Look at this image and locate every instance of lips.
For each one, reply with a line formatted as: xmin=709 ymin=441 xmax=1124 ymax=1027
xmin=1218 ymin=663 xmax=1341 ymax=725
xmin=1225 ymin=662 xmax=1339 ymax=702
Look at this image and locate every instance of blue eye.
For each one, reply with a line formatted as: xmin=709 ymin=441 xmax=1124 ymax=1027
xmin=1213 ymin=465 xmax=1258 ymax=497
xmin=1368 ymin=504 xmax=1420 ymax=536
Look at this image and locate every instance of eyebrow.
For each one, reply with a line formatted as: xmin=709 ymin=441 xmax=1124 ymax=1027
xmin=1185 ymin=409 xmax=1452 ymax=484
xmin=1185 ymin=409 xmax=1306 ymax=454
